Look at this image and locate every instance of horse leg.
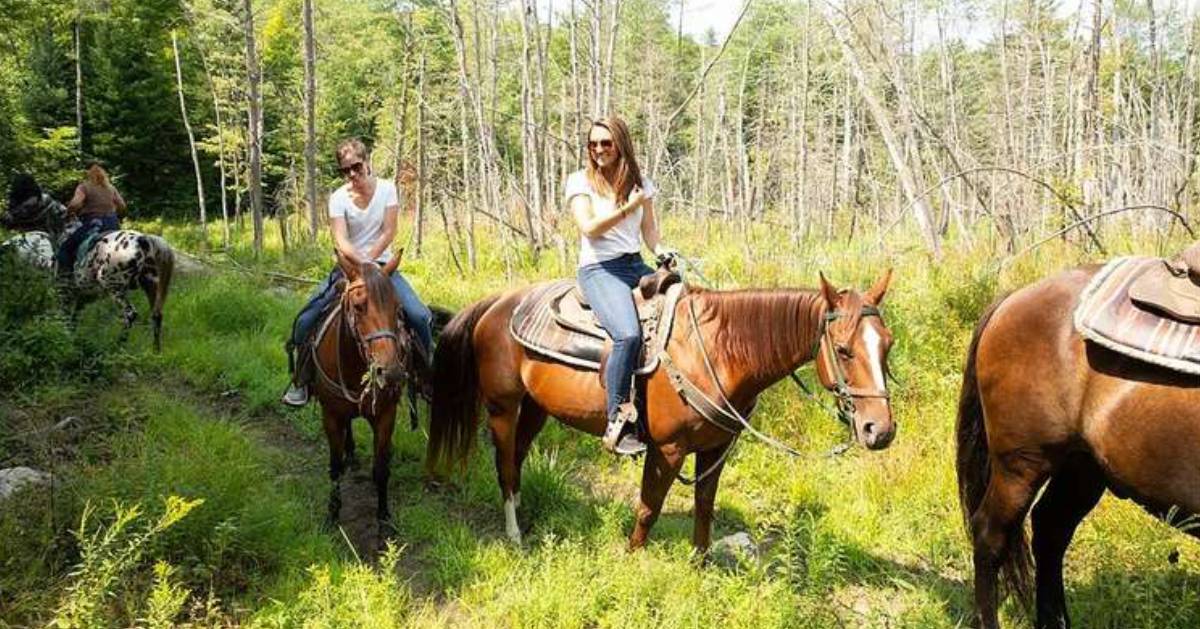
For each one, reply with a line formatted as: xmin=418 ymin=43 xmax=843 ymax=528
xmin=371 ymin=406 xmax=397 ymax=528
xmin=512 ymin=397 xmax=549 ymax=511
xmin=488 ymin=401 xmax=523 ymax=544
xmin=970 ymin=462 xmax=1048 ymax=629
xmin=321 ymin=407 xmax=348 ymax=527
xmin=1031 ymin=457 xmax=1105 ymax=629
xmin=113 ymin=289 xmax=137 ymax=341
xmin=629 ymin=443 xmax=686 ymax=551
xmin=691 ymin=441 xmax=733 ymax=553
xmin=138 ymin=274 xmax=163 ymax=352
xmin=343 ymin=420 xmax=358 ymax=469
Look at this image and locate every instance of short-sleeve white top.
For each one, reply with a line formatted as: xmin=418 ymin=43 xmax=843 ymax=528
xmin=328 ymin=179 xmax=400 ymax=263
xmin=564 ymin=169 xmax=656 ymax=267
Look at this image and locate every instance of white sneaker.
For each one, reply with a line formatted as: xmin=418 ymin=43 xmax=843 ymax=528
xmin=281 ymin=383 xmax=309 ymax=407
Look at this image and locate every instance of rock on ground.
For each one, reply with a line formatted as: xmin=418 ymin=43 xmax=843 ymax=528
xmin=0 ymin=467 xmax=52 ymax=501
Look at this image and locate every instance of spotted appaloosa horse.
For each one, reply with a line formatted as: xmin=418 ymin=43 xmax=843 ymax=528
xmin=427 ymin=270 xmax=897 ymax=550
xmin=1 ymin=190 xmax=174 ymax=351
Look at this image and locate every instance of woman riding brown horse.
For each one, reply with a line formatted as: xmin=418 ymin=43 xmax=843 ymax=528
xmin=311 ymin=251 xmax=410 ymax=528
xmin=957 ymin=265 xmax=1200 ymax=628
xmin=427 ymin=270 xmax=897 ymax=548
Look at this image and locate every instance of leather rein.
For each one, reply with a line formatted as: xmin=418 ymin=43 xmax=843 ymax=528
xmin=662 ymin=295 xmax=889 ymax=485
xmin=312 ymin=279 xmax=403 ymax=413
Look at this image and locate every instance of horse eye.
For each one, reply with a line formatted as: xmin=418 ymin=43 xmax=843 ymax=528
xmin=836 ymin=345 xmax=853 ymax=359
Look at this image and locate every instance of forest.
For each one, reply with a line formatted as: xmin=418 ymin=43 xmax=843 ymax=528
xmin=3 ymin=0 xmax=1200 ymax=627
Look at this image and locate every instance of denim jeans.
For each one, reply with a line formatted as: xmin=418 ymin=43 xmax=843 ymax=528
xmin=56 ymin=214 xmax=120 ymax=272
xmin=577 ymin=253 xmax=654 ymax=421
xmin=290 ymin=266 xmax=434 ymax=364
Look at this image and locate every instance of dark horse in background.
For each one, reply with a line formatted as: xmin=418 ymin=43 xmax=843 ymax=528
xmin=1 ymin=177 xmax=174 ymax=351
xmin=427 ymin=270 xmax=897 ymax=550
xmin=957 ymin=265 xmax=1200 ymax=628
xmin=310 ymin=252 xmax=413 ymax=532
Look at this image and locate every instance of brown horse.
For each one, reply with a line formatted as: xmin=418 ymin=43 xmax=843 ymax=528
xmin=957 ymin=265 xmax=1200 ymax=629
xmin=311 ymin=252 xmax=411 ymax=528
xmin=427 ymin=270 xmax=897 ymax=549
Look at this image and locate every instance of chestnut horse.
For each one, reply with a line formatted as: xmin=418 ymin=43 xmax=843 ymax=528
xmin=957 ymin=265 xmax=1200 ymax=628
xmin=427 ymin=270 xmax=897 ymax=549
xmin=311 ymin=253 xmax=412 ymax=528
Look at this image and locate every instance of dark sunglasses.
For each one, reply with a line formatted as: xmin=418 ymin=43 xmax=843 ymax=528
xmin=588 ymin=139 xmax=614 ymax=151
xmin=339 ymin=161 xmax=365 ymax=177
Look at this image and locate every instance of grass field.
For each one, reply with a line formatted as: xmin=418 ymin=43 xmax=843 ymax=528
xmin=2 ymin=217 xmax=1199 ymax=627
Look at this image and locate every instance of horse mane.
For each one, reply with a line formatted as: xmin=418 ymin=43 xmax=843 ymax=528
xmin=693 ymin=287 xmax=826 ymax=380
xmin=358 ymin=263 xmax=397 ymax=312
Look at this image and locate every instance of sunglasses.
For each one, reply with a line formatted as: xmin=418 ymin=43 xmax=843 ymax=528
xmin=339 ymin=161 xmax=365 ymax=177
xmin=588 ymin=139 xmax=614 ymax=151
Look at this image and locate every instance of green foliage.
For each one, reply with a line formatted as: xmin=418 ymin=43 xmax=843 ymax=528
xmin=50 ymin=495 xmax=202 ymax=629
xmin=0 ymin=249 xmax=116 ymax=387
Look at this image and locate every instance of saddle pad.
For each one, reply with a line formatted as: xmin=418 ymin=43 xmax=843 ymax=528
xmin=1075 ymin=256 xmax=1200 ymax=375
xmin=1128 ymin=261 xmax=1200 ymax=324
xmin=509 ymin=279 xmax=684 ymax=374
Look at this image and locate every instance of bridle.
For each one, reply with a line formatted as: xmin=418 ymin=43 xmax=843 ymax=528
xmin=811 ymin=305 xmax=891 ymax=432
xmin=313 ymin=277 xmax=406 ymax=413
xmin=663 ymin=293 xmax=893 ymax=484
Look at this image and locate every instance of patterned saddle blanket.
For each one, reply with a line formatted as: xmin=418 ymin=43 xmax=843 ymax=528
xmin=1075 ymin=256 xmax=1200 ymax=374
xmin=509 ymin=279 xmax=685 ymax=373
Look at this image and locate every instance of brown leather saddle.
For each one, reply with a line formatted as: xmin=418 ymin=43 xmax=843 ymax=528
xmin=1127 ymin=243 xmax=1200 ymax=324
xmin=1075 ymin=253 xmax=1200 ymax=375
xmin=509 ymin=271 xmax=685 ymax=373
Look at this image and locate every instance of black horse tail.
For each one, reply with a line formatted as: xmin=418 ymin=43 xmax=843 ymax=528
xmin=955 ymin=292 xmax=1032 ymax=607
xmin=146 ymin=235 xmax=174 ymax=352
xmin=425 ymin=293 xmax=502 ymax=477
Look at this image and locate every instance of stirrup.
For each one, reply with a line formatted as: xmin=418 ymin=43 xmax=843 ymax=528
xmin=281 ymin=383 xmax=309 ymax=407
xmin=602 ymin=403 xmax=645 ymax=456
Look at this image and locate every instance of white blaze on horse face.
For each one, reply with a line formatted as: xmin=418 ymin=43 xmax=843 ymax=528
xmin=862 ymin=324 xmax=888 ymax=401
xmin=504 ymin=495 xmax=522 ymax=545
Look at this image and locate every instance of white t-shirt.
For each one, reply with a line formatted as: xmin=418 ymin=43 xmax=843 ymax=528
xmin=564 ymin=169 xmax=656 ymax=267
xmin=328 ymin=179 xmax=400 ymax=263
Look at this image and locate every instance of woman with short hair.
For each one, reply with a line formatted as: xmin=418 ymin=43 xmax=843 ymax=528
xmin=283 ymin=138 xmax=434 ymax=406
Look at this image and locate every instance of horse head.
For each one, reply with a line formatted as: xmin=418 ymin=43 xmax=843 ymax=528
xmin=815 ymin=269 xmax=896 ymax=451
xmin=337 ymin=250 xmax=408 ymax=391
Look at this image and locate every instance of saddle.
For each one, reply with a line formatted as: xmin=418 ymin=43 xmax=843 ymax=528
xmin=1075 ymin=255 xmax=1200 ymax=375
xmin=1125 ymin=242 xmax=1200 ymax=324
xmin=509 ymin=270 xmax=685 ymax=374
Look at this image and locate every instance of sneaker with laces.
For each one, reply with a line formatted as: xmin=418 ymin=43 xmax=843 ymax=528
xmin=281 ymin=383 xmax=309 ymax=407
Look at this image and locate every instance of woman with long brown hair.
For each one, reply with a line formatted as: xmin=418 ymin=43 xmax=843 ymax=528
xmin=567 ymin=116 xmax=675 ymax=455
xmin=57 ymin=161 xmax=126 ymax=277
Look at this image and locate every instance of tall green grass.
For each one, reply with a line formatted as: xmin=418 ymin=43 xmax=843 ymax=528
xmin=3 ymin=217 xmax=1200 ymax=627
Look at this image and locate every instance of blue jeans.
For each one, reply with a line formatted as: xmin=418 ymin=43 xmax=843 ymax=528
xmin=56 ymin=214 xmax=120 ymax=272
xmin=577 ymin=253 xmax=654 ymax=421
xmin=290 ymin=266 xmax=434 ymax=362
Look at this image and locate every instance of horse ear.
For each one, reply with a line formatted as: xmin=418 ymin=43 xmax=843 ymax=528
xmin=865 ymin=268 xmax=894 ymax=306
xmin=336 ymin=250 xmax=359 ymax=280
xmin=819 ymin=272 xmax=840 ymax=309
xmin=381 ymin=250 xmax=401 ymax=276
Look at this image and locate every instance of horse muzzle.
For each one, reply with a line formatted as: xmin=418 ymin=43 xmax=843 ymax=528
xmin=858 ymin=414 xmax=896 ymax=450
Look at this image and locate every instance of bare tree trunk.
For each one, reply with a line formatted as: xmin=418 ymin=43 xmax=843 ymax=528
xmin=172 ymin=30 xmax=208 ymax=244
xmin=189 ymin=28 xmax=231 ymax=248
xmin=74 ymin=16 xmax=84 ymax=158
xmin=519 ymin=0 xmax=541 ymax=246
xmin=415 ymin=51 xmax=426 ymax=257
xmin=826 ymin=11 xmax=940 ymax=256
xmin=242 ymin=0 xmax=265 ymax=254
xmin=602 ymin=0 xmax=621 ymax=112
xmin=302 ymin=0 xmax=319 ymax=241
